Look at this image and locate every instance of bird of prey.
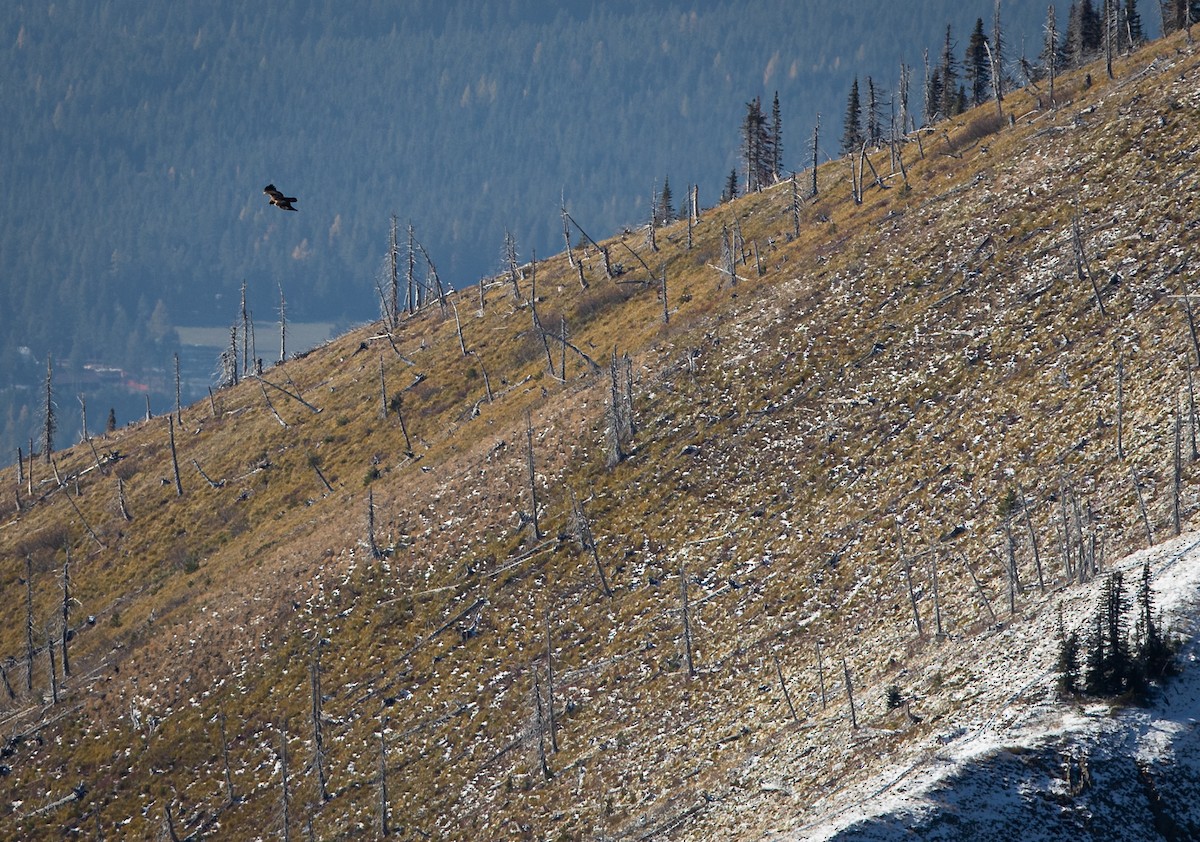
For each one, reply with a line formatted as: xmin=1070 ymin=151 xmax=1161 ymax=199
xmin=263 ymin=184 xmax=298 ymax=211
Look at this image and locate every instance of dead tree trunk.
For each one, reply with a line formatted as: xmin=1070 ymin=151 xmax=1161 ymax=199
xmin=774 ymin=655 xmax=800 ymax=722
xmin=811 ymin=114 xmax=820 ymax=196
xmin=960 ymin=553 xmax=998 ymax=625
xmin=311 ymin=656 xmax=329 ymax=802
xmin=25 ymin=555 xmax=34 ymax=692
xmin=1071 ymin=216 xmax=1108 ymax=316
xmin=896 ymin=525 xmax=923 ymax=635
xmin=930 ymin=550 xmax=944 ymax=637
xmin=680 ymin=561 xmax=696 ymax=678
xmin=1181 ymin=279 xmax=1200 ymax=368
xmin=1187 ymin=365 xmax=1199 ymax=460
xmin=544 ymin=610 xmax=558 ymax=753
xmin=815 ymin=639 xmax=828 ymax=709
xmin=117 ymin=476 xmax=132 ymax=521
xmin=525 ymin=411 xmax=542 ymax=540
xmin=532 ymin=669 xmax=552 ymax=780
xmin=1174 ymin=401 xmax=1183 ymax=537
xmin=1018 ymin=483 xmax=1046 ymax=593
xmin=571 ymin=488 xmax=613 ymax=598
xmin=219 ymin=712 xmax=236 ymax=806
xmin=367 ymin=489 xmax=383 ymax=559
xmin=379 ymin=356 xmax=388 ymax=419
xmin=60 ymin=553 xmax=71 ymax=677
xmin=1117 ymin=354 xmax=1126 ymax=459
xmin=1003 ymin=520 xmax=1021 ymax=614
xmin=378 ymin=715 xmax=390 ymax=837
xmin=842 ymin=657 xmax=858 ymax=729
xmin=280 ymin=721 xmax=292 ymax=842
xmin=168 ymin=417 xmax=183 ymax=496
xmin=46 ymin=624 xmax=58 ymax=705
xmin=1131 ymin=464 xmax=1153 ymax=547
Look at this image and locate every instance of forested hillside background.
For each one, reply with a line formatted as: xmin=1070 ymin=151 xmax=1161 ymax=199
xmin=0 ymin=1 xmax=1155 ymax=462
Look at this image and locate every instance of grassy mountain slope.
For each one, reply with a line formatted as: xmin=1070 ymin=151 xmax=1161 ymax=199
xmin=3 ymin=31 xmax=1200 ymax=840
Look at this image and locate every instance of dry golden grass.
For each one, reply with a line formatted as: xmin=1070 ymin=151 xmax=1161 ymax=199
xmin=2 ymin=30 xmax=1200 ymax=841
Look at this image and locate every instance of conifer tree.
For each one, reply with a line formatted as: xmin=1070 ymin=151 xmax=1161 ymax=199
xmin=741 ymin=96 xmax=773 ymax=191
xmin=966 ymin=18 xmax=991 ymax=107
xmin=657 ymin=177 xmax=675 ymax=225
xmin=841 ymin=77 xmax=863 ymax=155
xmin=722 ymin=169 xmax=739 ymax=203
xmin=938 ymin=25 xmax=962 ymax=118
xmin=1124 ymin=0 xmax=1145 ymax=43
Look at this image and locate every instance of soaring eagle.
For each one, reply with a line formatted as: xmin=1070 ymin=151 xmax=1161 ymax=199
xmin=263 ymin=184 xmax=298 ymax=211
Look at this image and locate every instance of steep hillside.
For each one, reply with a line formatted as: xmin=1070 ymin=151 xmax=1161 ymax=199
xmin=3 ymin=31 xmax=1200 ymax=841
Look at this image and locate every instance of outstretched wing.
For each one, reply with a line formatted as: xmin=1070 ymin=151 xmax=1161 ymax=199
xmin=263 ymin=184 xmax=299 ymax=210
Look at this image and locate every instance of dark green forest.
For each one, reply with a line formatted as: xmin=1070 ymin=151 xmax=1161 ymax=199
xmin=0 ymin=1 xmax=1160 ymax=462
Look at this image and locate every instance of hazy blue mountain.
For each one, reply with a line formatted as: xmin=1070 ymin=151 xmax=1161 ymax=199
xmin=0 ymin=1 xmax=1151 ymax=462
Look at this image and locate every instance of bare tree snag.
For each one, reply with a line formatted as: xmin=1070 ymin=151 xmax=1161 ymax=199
xmin=1131 ymin=464 xmax=1153 ymax=548
xmin=168 ymin=416 xmax=183 ymax=497
xmin=255 ymin=376 xmax=320 ymax=413
xmin=1059 ymin=478 xmax=1073 ymax=580
xmin=929 ymin=549 xmax=944 ymax=638
xmin=790 ymin=173 xmax=802 ymax=238
xmin=570 ymin=489 xmax=612 ymax=598
xmin=468 ymin=351 xmax=494 ymax=405
xmin=25 ymin=555 xmax=34 ymax=692
xmin=959 ymin=552 xmax=998 ymax=624
xmin=0 ymin=660 xmax=14 ymax=701
xmin=310 ymin=455 xmax=334 ymax=494
xmin=1174 ymin=402 xmax=1183 ymax=537
xmin=451 ymin=297 xmax=469 ymax=356
xmin=367 ymin=488 xmax=383 ymax=559
xmin=280 ymin=721 xmax=292 ymax=842
xmin=661 ymin=266 xmax=669 ymax=325
xmin=525 ymin=411 xmax=542 ymax=540
xmin=164 ymin=796 xmax=180 ymax=842
xmin=46 ymin=624 xmax=58 ymax=704
xmin=1018 ymin=483 xmax=1045 ymax=593
xmin=811 ymin=114 xmax=820 ymax=196
xmin=896 ymin=524 xmax=923 ymax=636
xmin=1071 ymin=216 xmax=1107 ymax=316
xmin=815 ymin=640 xmax=828 ymax=709
xmin=532 ymin=669 xmax=552 ymax=780
xmin=173 ymin=353 xmax=182 ymax=425
xmin=680 ymin=560 xmax=696 ymax=679
xmin=60 ymin=552 xmax=71 ymax=677
xmin=1003 ymin=520 xmax=1021 ymax=614
xmin=393 ymin=392 xmax=414 ymax=458
xmin=219 ymin=712 xmax=236 ymax=806
xmin=774 ymin=655 xmax=800 ymax=722
xmin=545 ymin=610 xmax=558 ymax=753
xmin=562 ymin=202 xmax=574 ymax=269
xmin=504 ymin=229 xmax=522 ymax=302
xmin=117 ymin=476 xmax=132 ymax=521
xmin=259 ymin=382 xmax=288 ymax=428
xmin=65 ymin=490 xmax=105 ymax=549
xmin=1187 ymin=366 xmax=1199 ymax=460
xmin=563 ymin=212 xmax=613 ymax=279
xmin=406 ymin=221 xmax=417 ymax=315
xmin=842 ymin=657 xmax=858 ymax=729
xmin=1117 ymin=354 xmax=1126 ymax=459
xmin=378 ymin=714 xmax=390 ymax=837
xmin=311 ymin=656 xmax=330 ymax=802
xmin=278 ymin=281 xmax=288 ymax=363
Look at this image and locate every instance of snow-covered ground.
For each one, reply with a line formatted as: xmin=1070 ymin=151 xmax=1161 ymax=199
xmin=789 ymin=533 xmax=1200 ymax=840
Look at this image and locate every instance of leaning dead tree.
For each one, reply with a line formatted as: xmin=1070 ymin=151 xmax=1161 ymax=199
xmin=562 ymin=211 xmax=614 ymax=279
xmin=570 ymin=488 xmax=613 ymax=597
